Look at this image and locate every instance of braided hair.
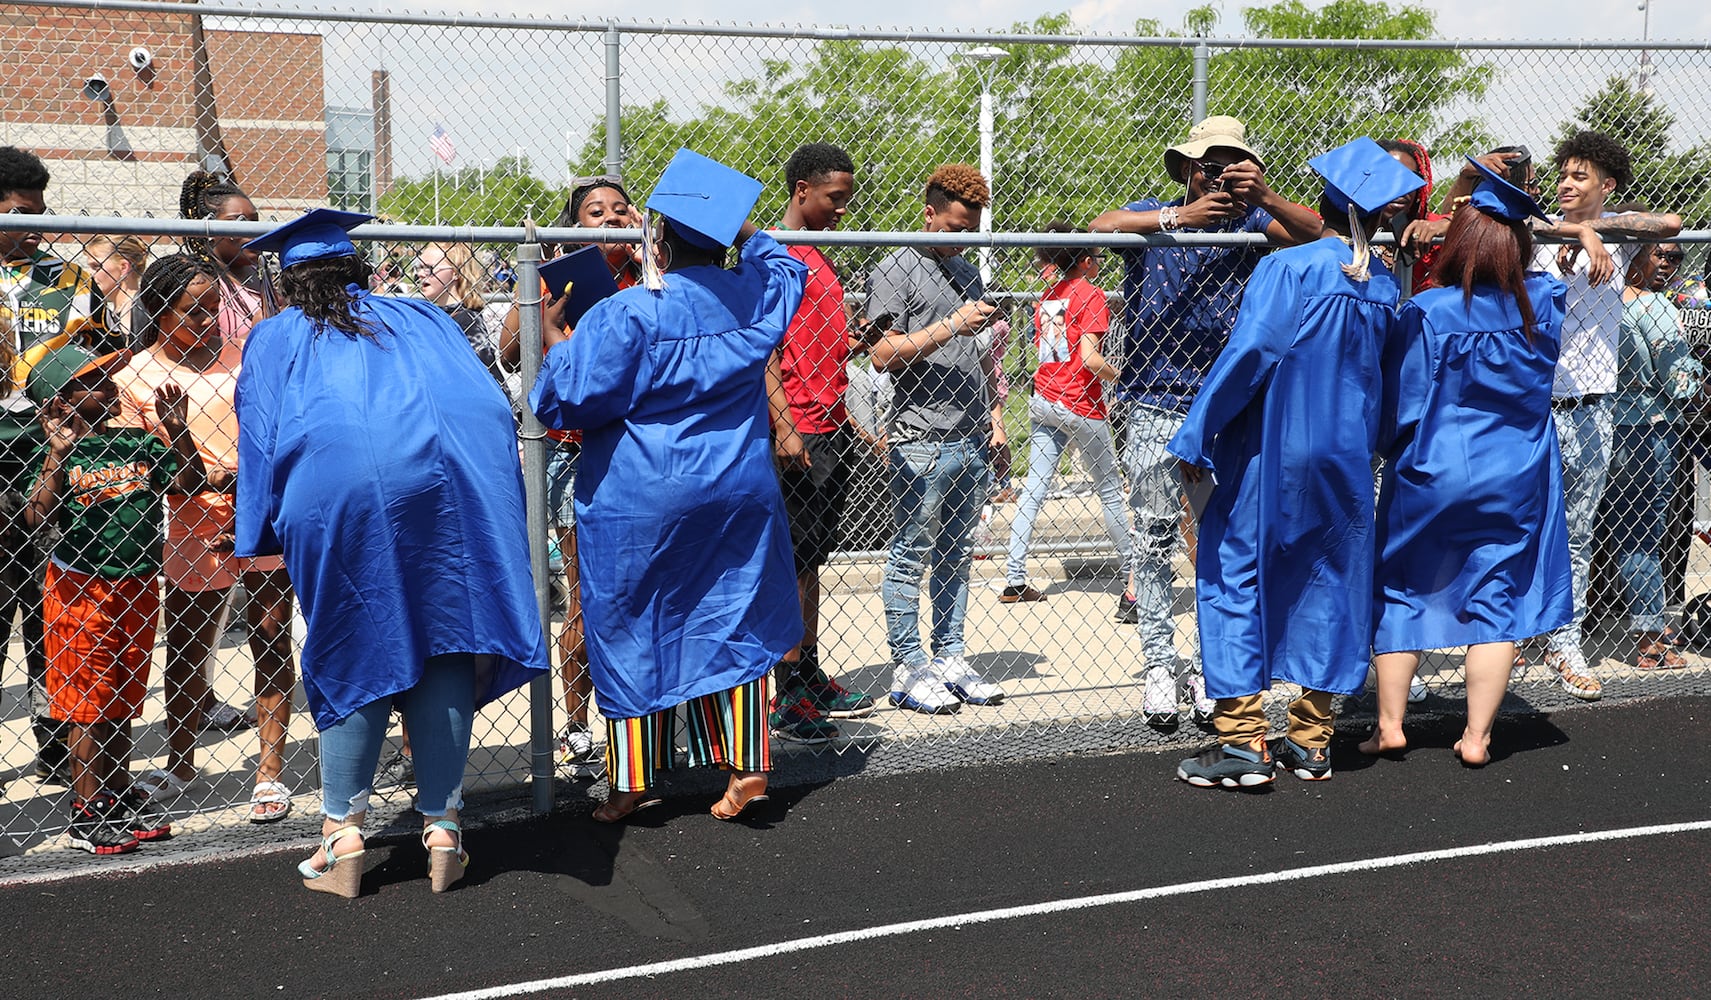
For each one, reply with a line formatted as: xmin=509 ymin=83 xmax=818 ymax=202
xmin=179 ymin=170 xmax=249 ymax=269
xmin=136 ymin=253 xmax=224 ymax=350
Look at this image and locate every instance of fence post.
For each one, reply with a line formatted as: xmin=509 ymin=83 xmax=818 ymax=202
xmin=516 ymin=220 xmax=555 ymax=816
xmin=604 ymin=25 xmax=623 ymax=177
xmin=1191 ymin=38 xmax=1209 ymax=122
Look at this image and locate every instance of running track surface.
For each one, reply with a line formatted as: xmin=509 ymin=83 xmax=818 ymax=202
xmin=5 ymin=697 xmax=1709 ymax=999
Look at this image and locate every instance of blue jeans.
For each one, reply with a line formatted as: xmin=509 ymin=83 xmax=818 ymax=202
xmin=1004 ymin=395 xmax=1133 ymax=586
xmin=882 ymin=437 xmax=988 ymax=669
xmin=1546 ymin=399 xmax=1613 ymax=654
xmin=1603 ymin=421 xmax=1676 ymax=632
xmin=317 ymin=653 xmax=477 ymax=820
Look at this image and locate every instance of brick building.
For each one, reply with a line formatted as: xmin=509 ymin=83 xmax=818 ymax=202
xmin=0 ymin=2 xmax=329 ymax=217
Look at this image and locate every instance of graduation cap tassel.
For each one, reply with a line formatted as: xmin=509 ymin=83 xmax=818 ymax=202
xmin=1340 ymin=203 xmax=1372 ymax=283
xmin=638 ymin=213 xmax=666 ymax=291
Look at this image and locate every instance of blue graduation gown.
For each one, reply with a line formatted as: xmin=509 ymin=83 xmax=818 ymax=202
xmin=529 ymin=232 xmax=807 ymax=720
xmin=234 ymin=291 xmax=548 ymax=728
xmin=1373 ymin=275 xmax=1573 ymax=652
xmin=1167 ymin=237 xmax=1397 ymax=698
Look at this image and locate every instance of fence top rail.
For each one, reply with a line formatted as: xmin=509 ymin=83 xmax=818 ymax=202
xmin=12 ymin=216 xmax=1711 ymax=247
xmin=7 ymin=0 xmax=1710 ymax=50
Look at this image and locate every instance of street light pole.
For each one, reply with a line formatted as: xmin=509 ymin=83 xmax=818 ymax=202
xmin=1637 ymin=0 xmax=1654 ymax=95
xmin=963 ymin=45 xmax=1006 ymax=287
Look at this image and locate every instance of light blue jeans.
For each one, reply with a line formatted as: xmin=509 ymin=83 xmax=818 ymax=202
xmin=317 ymin=652 xmax=477 ymax=820
xmin=882 ymin=436 xmax=988 ymax=669
xmin=1123 ymin=405 xmax=1202 ymax=672
xmin=1005 ymin=394 xmax=1133 ymax=585
xmin=1603 ymin=421 xmax=1676 ymax=632
xmin=1546 ymin=399 xmax=1614 ymax=654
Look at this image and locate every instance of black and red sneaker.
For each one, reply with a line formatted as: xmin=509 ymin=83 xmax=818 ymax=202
xmin=67 ymin=794 xmax=141 ymax=855
xmin=115 ymin=786 xmax=173 ymax=842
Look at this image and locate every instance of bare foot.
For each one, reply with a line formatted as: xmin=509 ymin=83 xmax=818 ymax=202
xmin=1453 ymin=736 xmax=1491 ymax=768
xmin=1358 ymin=726 xmax=1407 ymax=756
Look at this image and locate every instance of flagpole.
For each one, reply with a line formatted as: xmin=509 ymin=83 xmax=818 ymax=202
xmin=434 ymin=163 xmax=441 ymax=227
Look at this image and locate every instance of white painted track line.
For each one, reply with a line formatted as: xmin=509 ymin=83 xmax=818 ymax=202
xmin=415 ymin=817 xmax=1711 ymax=999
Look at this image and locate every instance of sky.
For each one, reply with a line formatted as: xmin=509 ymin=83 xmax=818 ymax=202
xmin=241 ymin=0 xmax=1710 ymax=208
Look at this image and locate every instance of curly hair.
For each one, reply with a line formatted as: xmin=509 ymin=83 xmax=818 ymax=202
xmin=1553 ymin=131 xmax=1632 ymax=194
xmin=923 ymin=163 xmax=990 ymax=210
xmin=786 ymin=143 xmax=855 ymax=190
xmin=137 ymin=253 xmax=224 ymax=349
xmin=280 ymin=255 xmax=378 ymax=339
xmin=0 ymin=147 xmax=49 ymax=199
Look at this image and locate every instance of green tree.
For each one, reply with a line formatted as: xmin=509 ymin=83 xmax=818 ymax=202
xmin=1551 ymin=75 xmax=1711 ymax=227
xmin=1208 ymin=0 xmax=1493 ymax=205
xmin=378 ymin=155 xmax=558 ymax=227
xmin=577 ymin=1 xmax=1488 ymax=236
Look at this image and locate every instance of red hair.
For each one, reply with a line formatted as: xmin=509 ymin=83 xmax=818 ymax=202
xmin=1431 ymin=206 xmax=1537 ymax=339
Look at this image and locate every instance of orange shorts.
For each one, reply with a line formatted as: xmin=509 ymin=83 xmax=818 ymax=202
xmin=165 ymin=492 xmax=286 ymax=592
xmin=44 ymin=562 xmax=162 ymax=724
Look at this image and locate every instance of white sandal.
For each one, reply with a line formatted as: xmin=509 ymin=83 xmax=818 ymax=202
xmin=133 ymin=767 xmax=196 ymax=802
xmin=247 ymin=780 xmax=293 ymax=823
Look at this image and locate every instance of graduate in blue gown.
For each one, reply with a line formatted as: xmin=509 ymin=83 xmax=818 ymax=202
xmin=1361 ymin=159 xmax=1577 ymax=768
xmin=530 ymin=149 xmax=807 ymax=823
xmin=1167 ymin=139 xmax=1423 ymax=788
xmin=235 ymin=209 xmax=547 ymax=896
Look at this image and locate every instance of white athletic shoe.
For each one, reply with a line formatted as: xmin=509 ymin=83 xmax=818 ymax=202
xmin=889 ymin=664 xmax=961 ymax=715
xmin=1183 ymin=669 xmax=1216 ymax=725
xmin=1143 ymin=665 xmax=1180 ymax=728
xmin=935 ymin=654 xmax=1005 ymax=706
xmin=1407 ymin=676 xmax=1428 ymax=704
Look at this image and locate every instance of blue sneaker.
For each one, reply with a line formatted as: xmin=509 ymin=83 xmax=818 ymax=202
xmin=1176 ymin=741 xmax=1274 ymax=788
xmin=1271 ymin=737 xmax=1333 ymax=781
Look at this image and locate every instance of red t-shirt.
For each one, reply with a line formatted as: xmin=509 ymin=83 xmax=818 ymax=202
xmin=780 ymin=243 xmax=849 ymax=434
xmin=1033 ymin=277 xmax=1110 ymax=419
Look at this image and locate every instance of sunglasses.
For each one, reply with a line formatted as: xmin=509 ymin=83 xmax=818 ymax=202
xmin=1659 ymin=251 xmax=1686 ymax=263
xmin=569 ymin=174 xmax=625 ymax=194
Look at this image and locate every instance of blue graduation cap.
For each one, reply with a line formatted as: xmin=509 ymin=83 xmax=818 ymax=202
xmin=1464 ymin=155 xmax=1549 ymax=222
xmin=539 ymin=245 xmax=621 ymax=328
xmin=1308 ymin=138 xmax=1425 ymax=217
xmin=644 ymin=148 xmax=763 ymax=250
xmin=244 ymin=208 xmax=375 ymax=269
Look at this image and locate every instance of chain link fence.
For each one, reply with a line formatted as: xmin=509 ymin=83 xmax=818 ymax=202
xmin=4 ymin=1 xmax=1711 ymax=862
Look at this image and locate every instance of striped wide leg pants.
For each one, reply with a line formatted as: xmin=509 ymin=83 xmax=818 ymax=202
xmin=603 ymin=674 xmax=773 ymax=792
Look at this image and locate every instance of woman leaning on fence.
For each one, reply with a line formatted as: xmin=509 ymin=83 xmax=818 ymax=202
xmin=529 ymin=150 xmax=806 ymax=823
xmin=234 ymin=209 xmax=547 ymax=897
xmin=1363 ymin=158 xmax=1591 ymax=767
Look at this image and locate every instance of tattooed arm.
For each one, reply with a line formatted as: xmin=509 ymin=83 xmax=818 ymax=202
xmin=1534 ymin=211 xmax=1682 ymax=241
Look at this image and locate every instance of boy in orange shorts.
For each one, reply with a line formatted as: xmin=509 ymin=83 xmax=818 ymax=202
xmin=22 ymin=345 xmax=207 ymax=854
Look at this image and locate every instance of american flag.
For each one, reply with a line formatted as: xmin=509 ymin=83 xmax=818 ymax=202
xmin=429 ymin=124 xmax=456 ymax=165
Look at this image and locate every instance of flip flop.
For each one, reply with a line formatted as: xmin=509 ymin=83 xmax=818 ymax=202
xmin=247 ymin=780 xmax=293 ymax=823
xmin=710 ymin=792 xmax=770 ymax=821
xmin=592 ymin=792 xmax=663 ymax=824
